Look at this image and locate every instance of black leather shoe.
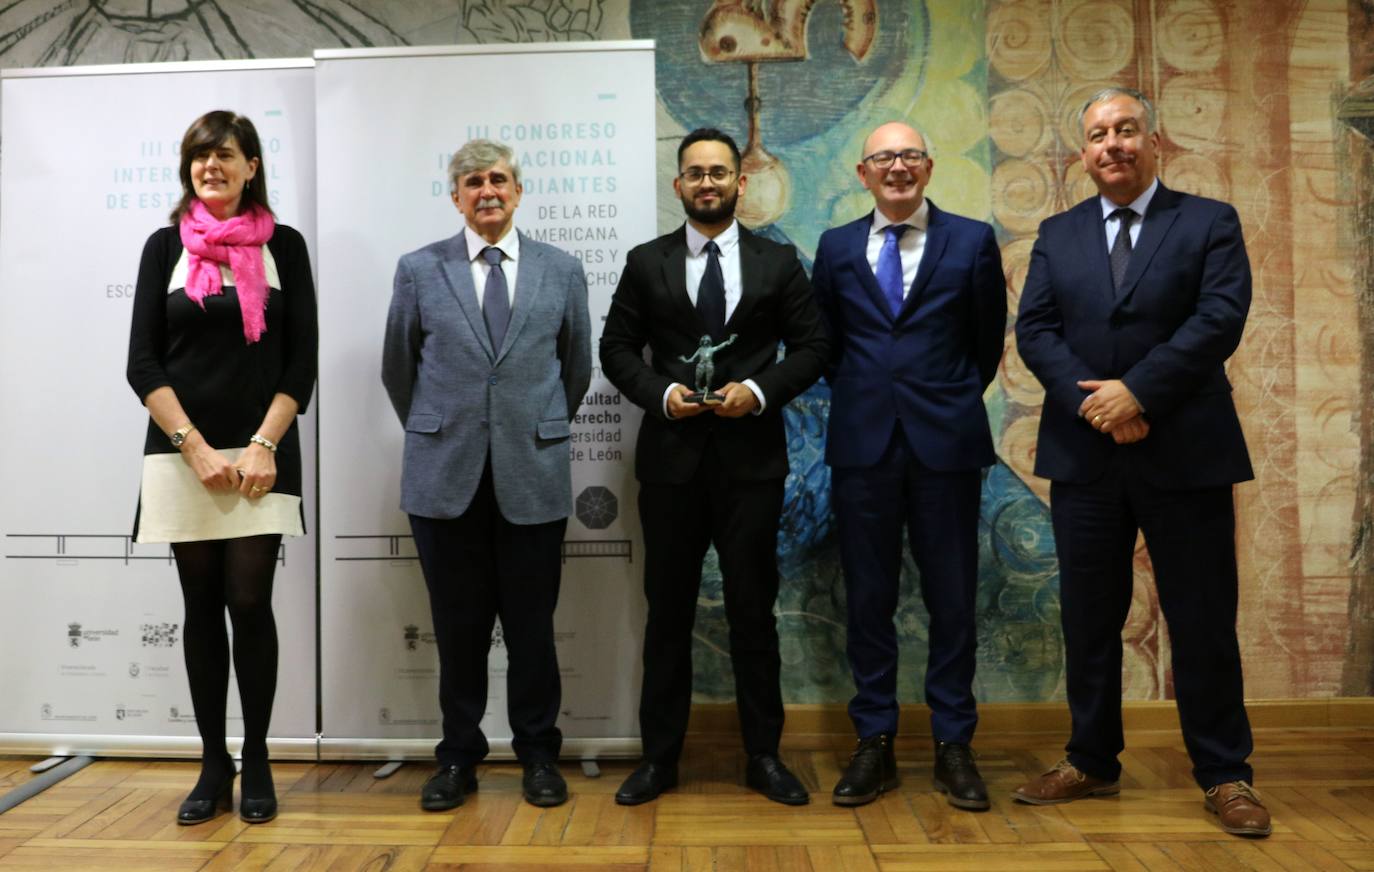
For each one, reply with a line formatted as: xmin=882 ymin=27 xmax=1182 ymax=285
xmin=420 ymin=763 xmax=478 ymax=811
xmin=176 ymin=773 xmax=235 ymax=825
xmin=832 ymin=734 xmax=898 ymax=806
xmin=615 ymin=761 xmax=678 ymax=806
xmin=746 ymin=754 xmax=810 ymax=806
xmin=522 ymin=761 xmax=568 ymax=807
xmin=932 ymin=741 xmax=989 ymax=811
xmin=239 ymin=793 xmax=278 ymax=824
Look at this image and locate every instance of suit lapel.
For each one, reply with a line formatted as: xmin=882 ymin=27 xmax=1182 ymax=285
xmin=725 ymin=225 xmax=761 ymax=334
xmin=659 ymin=227 xmax=702 ymax=333
xmin=897 ymin=202 xmax=948 ymax=320
xmin=1073 ymin=199 xmax=1113 ymax=300
xmin=437 ymin=233 xmax=496 ymax=360
xmin=500 ymin=231 xmax=542 ymax=362
xmin=1114 ymin=184 xmax=1180 ymax=306
xmin=851 ymin=215 xmax=893 ymax=321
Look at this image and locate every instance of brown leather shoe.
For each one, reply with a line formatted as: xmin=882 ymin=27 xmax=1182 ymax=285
xmin=1012 ymin=759 xmax=1120 ymax=805
xmin=1204 ymin=781 xmax=1272 ymax=837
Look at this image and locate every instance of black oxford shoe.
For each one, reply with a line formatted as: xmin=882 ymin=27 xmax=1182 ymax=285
xmin=522 ymin=761 xmax=568 ymax=807
xmin=932 ymin=741 xmax=989 ymax=811
xmin=176 ymin=775 xmax=234 ymax=825
xmin=420 ymin=763 xmax=478 ymax=811
xmin=832 ymin=734 xmax=898 ymax=806
xmin=615 ymin=761 xmax=678 ymax=805
xmin=745 ymin=753 xmax=810 ymax=806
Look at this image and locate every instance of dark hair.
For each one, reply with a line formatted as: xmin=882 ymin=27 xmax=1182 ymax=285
xmin=169 ymin=110 xmax=273 ymax=223
xmin=677 ymin=128 xmax=742 ymax=171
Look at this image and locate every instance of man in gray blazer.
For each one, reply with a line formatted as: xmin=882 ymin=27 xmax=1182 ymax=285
xmin=382 ymin=138 xmax=591 ymax=812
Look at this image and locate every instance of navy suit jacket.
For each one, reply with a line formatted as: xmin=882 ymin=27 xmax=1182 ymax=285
xmin=1015 ymin=183 xmax=1254 ymax=489
xmin=812 ymin=202 xmax=1006 ymax=471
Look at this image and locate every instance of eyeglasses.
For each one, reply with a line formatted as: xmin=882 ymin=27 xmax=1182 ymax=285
xmin=678 ymin=167 xmax=736 ymax=185
xmin=862 ymin=149 xmax=928 ymax=169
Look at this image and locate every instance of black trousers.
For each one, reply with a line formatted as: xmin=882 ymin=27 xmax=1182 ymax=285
xmin=409 ymin=463 xmax=567 ymax=768
xmin=1051 ymin=451 xmax=1255 ymax=789
xmin=636 ymin=440 xmax=786 ymax=765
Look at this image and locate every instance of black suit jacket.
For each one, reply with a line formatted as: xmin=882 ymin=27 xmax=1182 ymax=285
xmin=1015 ymin=183 xmax=1254 ymax=489
xmin=599 ymin=224 xmax=828 ymax=485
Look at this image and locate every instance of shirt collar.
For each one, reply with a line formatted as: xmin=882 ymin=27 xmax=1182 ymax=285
xmin=1099 ymin=177 xmax=1158 ymax=222
xmin=685 ymin=219 xmax=739 ymax=256
xmin=871 ymin=199 xmax=929 ymax=236
xmin=465 ymin=224 xmax=520 ymax=262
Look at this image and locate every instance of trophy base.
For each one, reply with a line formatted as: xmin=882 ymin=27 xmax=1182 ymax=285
xmin=685 ymin=391 xmax=726 ymax=405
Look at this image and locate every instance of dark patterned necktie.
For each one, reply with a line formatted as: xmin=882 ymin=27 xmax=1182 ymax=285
xmin=1109 ymin=208 xmax=1135 ymax=293
xmin=876 ymin=224 xmax=909 ymax=317
xmin=481 ymin=246 xmax=510 ymax=352
xmin=697 ymin=240 xmax=727 ymax=341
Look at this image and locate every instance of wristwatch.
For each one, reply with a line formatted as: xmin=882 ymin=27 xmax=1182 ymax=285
xmin=169 ymin=422 xmax=196 ymax=448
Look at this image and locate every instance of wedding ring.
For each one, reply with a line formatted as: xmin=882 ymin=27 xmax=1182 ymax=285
xmin=250 ymin=486 xmax=264 ymax=494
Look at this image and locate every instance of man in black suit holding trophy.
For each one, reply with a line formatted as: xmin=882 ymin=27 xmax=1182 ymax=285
xmin=600 ymin=128 xmax=827 ymax=805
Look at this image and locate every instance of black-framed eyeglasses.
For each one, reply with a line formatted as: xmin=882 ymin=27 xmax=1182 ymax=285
xmin=862 ymin=149 xmax=928 ymax=169
xmin=679 ymin=167 xmax=736 ymax=185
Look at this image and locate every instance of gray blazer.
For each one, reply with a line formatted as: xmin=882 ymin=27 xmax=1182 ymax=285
xmin=382 ymin=230 xmax=592 ymax=524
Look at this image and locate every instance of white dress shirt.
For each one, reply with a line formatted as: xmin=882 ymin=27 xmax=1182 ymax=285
xmin=664 ymin=220 xmax=765 ymax=416
xmin=1100 ymin=177 xmax=1157 ymax=251
xmin=866 ymin=199 xmax=929 ymax=300
xmin=465 ymin=223 xmax=520 ymax=310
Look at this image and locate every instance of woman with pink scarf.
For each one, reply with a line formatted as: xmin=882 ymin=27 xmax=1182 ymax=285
xmin=126 ymin=110 xmax=317 ymax=827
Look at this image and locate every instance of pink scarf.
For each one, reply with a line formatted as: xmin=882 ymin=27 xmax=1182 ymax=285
xmin=178 ymin=199 xmax=276 ymax=343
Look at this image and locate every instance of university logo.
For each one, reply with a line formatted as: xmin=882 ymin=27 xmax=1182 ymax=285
xmin=129 ymin=662 xmax=141 ymax=678
xmin=115 ymin=706 xmax=126 ymax=721
xmin=40 ymin=703 xmax=53 ymax=720
xmin=379 ymin=707 xmax=391 ymax=725
xmin=404 ymin=624 xmax=419 ymax=651
xmin=68 ymin=622 xmax=82 ymax=647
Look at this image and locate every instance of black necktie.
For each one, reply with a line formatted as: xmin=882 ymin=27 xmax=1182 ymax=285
xmin=481 ymin=246 xmax=510 ymax=353
xmin=1109 ymin=208 xmax=1135 ymax=293
xmin=697 ymin=240 xmax=726 ymax=341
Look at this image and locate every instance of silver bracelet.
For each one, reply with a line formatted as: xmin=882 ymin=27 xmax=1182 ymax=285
xmin=249 ymin=434 xmax=278 ymax=453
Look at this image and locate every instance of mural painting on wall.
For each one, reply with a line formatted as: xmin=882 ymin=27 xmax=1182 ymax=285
xmin=1 ymin=0 xmax=1364 ymax=701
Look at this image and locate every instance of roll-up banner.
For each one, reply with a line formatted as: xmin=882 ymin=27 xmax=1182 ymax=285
xmin=314 ymin=42 xmax=655 ymax=759
xmin=0 ymin=60 xmax=318 ymax=757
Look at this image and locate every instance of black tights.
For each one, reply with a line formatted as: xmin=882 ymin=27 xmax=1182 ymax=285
xmin=172 ymin=534 xmax=280 ymax=801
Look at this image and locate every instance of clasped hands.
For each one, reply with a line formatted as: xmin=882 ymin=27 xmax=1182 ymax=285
xmin=1078 ymin=379 xmax=1149 ymax=445
xmin=182 ymin=435 xmax=277 ymax=499
xmin=666 ymin=382 xmax=758 ymax=419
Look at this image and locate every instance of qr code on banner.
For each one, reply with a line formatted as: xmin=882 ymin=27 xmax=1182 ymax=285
xmin=141 ymin=623 xmax=179 ymax=647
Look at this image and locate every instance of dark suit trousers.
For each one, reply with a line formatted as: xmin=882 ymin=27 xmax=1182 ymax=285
xmin=833 ymin=424 xmax=981 ymax=744
xmin=409 ymin=463 xmax=567 ymax=768
xmin=1050 ymin=450 xmax=1254 ymax=789
xmin=637 ymin=439 xmax=786 ymax=765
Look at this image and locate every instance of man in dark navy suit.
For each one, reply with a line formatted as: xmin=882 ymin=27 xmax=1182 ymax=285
xmin=812 ymin=121 xmax=1006 ymax=810
xmin=1013 ymin=87 xmax=1270 ymax=838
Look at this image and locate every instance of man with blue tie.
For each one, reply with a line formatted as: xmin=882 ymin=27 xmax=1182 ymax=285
xmin=812 ymin=121 xmax=1006 ymax=810
xmin=1012 ymin=87 xmax=1269 ymax=837
xmin=382 ymin=139 xmax=591 ymax=813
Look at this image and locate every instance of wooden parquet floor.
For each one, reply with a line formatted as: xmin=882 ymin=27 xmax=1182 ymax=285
xmin=1 ymin=727 xmax=1371 ymax=871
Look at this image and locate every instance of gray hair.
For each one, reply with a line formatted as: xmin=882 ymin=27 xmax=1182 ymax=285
xmin=447 ymin=139 xmax=521 ymax=191
xmin=1078 ymin=87 xmax=1157 ymax=136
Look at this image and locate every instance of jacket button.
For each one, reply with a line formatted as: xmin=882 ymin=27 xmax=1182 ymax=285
xmin=488 ymin=376 xmax=497 ymax=385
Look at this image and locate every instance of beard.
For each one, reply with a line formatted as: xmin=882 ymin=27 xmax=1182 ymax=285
xmin=680 ymin=185 xmax=738 ymax=224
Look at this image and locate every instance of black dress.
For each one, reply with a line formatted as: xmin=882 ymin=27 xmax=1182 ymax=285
xmin=126 ymin=223 xmax=317 ymax=542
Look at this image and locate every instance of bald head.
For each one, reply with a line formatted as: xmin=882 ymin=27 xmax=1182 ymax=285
xmin=857 ymin=121 xmax=934 ymax=222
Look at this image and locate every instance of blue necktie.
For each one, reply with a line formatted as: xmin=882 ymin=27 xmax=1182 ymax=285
xmin=697 ymin=240 xmax=727 ymax=341
xmin=876 ymin=224 xmax=909 ymax=317
xmin=481 ymin=246 xmax=510 ymax=353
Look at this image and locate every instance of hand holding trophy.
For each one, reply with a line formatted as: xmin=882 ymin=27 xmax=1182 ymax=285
xmin=679 ymin=333 xmax=738 ymax=404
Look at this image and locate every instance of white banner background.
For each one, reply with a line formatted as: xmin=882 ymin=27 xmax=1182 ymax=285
xmin=0 ymin=61 xmax=318 ymax=753
xmin=314 ymin=42 xmax=655 ymax=758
